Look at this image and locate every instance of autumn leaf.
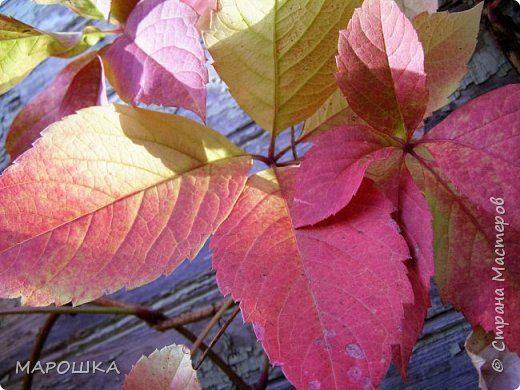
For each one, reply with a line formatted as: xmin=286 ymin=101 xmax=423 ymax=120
xmin=0 ymin=105 xmax=251 ymax=306
xmin=303 ymin=2 xmax=481 ymax=138
xmin=295 ymin=0 xmax=520 ymax=378
xmin=204 ymin=0 xmax=363 ymax=135
xmin=123 ymin=344 xmax=201 ymax=390
xmin=33 ymin=0 xmax=111 ymax=20
xmin=413 ymin=3 xmax=483 ymax=117
xmin=411 ymin=85 xmax=520 ymax=352
xmin=212 ymin=167 xmax=413 ymax=389
xmin=337 ymin=0 xmax=428 ymax=139
xmin=0 ymin=16 xmax=107 ymax=94
xmin=294 ymin=125 xmax=397 ymax=227
xmin=101 ymin=0 xmax=208 ymax=119
xmin=6 ymin=52 xmax=107 ymax=160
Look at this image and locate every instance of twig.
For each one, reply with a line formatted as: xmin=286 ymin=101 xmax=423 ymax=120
xmin=290 ymin=126 xmax=298 ymax=160
xmin=268 ymin=133 xmax=276 ymax=163
xmin=256 ymin=353 xmax=270 ymax=390
xmin=190 ymin=297 xmax=235 ymax=355
xmin=154 ymin=299 xmax=231 ymax=331
xmin=194 ymin=305 xmax=241 ymax=370
xmin=22 ymin=314 xmax=60 ymax=390
xmin=92 ymin=298 xmax=167 ymax=326
xmin=1 ymin=298 xmax=230 ymax=330
xmin=251 ymin=154 xmax=272 ymax=166
xmin=176 ymin=326 xmax=251 ymax=390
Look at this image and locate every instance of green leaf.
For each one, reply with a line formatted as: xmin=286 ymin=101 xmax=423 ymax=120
xmin=205 ymin=0 xmax=363 ymax=136
xmin=0 ymin=16 xmax=108 ymax=94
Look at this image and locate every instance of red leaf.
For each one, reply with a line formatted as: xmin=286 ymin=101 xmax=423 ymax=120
xmin=294 ymin=125 xmax=397 ymax=227
xmin=422 ymin=84 xmax=520 ymax=230
xmin=392 ymin=164 xmax=433 ymax=378
xmin=337 ymin=0 xmax=428 ymax=139
xmin=6 ymin=53 xmax=106 ymax=160
xmin=102 ymin=0 xmax=208 ymax=119
xmin=412 ymin=85 xmax=520 ymax=351
xmin=211 ymin=167 xmax=413 ymax=389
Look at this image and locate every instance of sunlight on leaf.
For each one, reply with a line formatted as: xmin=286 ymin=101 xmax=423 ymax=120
xmin=102 ymin=0 xmax=208 ymax=119
xmin=0 ymin=105 xmax=251 ymax=306
xmin=205 ymin=0 xmax=363 ymax=135
xmin=0 ymin=16 xmax=107 ymax=94
xmin=123 ymin=344 xmax=201 ymax=390
xmin=413 ymin=3 xmax=483 ymax=117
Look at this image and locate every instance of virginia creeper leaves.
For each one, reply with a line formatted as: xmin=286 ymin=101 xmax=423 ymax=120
xmin=212 ymin=168 xmax=413 ymax=389
xmin=413 ymin=3 xmax=483 ymax=116
xmin=0 ymin=15 xmax=107 ymax=94
xmin=6 ymin=52 xmax=107 ymax=160
xmin=337 ymin=0 xmax=428 ymax=139
xmin=205 ymin=0 xmax=363 ymax=135
xmin=296 ymin=0 xmax=519 ymax=378
xmin=123 ymin=344 xmax=201 ymax=390
xmin=102 ymin=0 xmax=208 ymax=119
xmin=411 ymin=85 xmax=520 ymax=351
xmin=0 ymin=105 xmax=251 ymax=306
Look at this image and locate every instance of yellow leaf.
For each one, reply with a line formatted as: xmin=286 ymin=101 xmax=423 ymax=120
xmin=0 ymin=16 xmax=108 ymax=94
xmin=413 ymin=3 xmax=483 ymax=116
xmin=205 ymin=0 xmax=362 ymax=135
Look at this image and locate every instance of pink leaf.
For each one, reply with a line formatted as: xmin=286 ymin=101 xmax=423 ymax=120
xmin=211 ymin=167 xmax=413 ymax=389
xmin=294 ymin=125 xmax=397 ymax=227
xmin=337 ymin=0 xmax=428 ymax=139
xmin=123 ymin=344 xmax=201 ymax=390
xmin=102 ymin=0 xmax=207 ymax=120
xmin=6 ymin=53 xmax=106 ymax=160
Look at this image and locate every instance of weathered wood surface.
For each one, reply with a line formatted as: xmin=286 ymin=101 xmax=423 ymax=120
xmin=0 ymin=1 xmax=518 ymax=389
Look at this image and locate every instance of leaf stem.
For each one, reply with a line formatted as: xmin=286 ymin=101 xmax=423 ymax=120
xmin=251 ymin=154 xmax=272 ymax=166
xmin=268 ymin=133 xmax=277 ymax=163
xmin=194 ymin=305 xmax=241 ymax=370
xmin=190 ymin=297 xmax=234 ymax=355
xmin=22 ymin=314 xmax=60 ymax=390
xmin=290 ymin=126 xmax=298 ymax=160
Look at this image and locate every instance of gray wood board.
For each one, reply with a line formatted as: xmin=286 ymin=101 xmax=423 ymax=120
xmin=0 ymin=0 xmax=518 ymax=389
